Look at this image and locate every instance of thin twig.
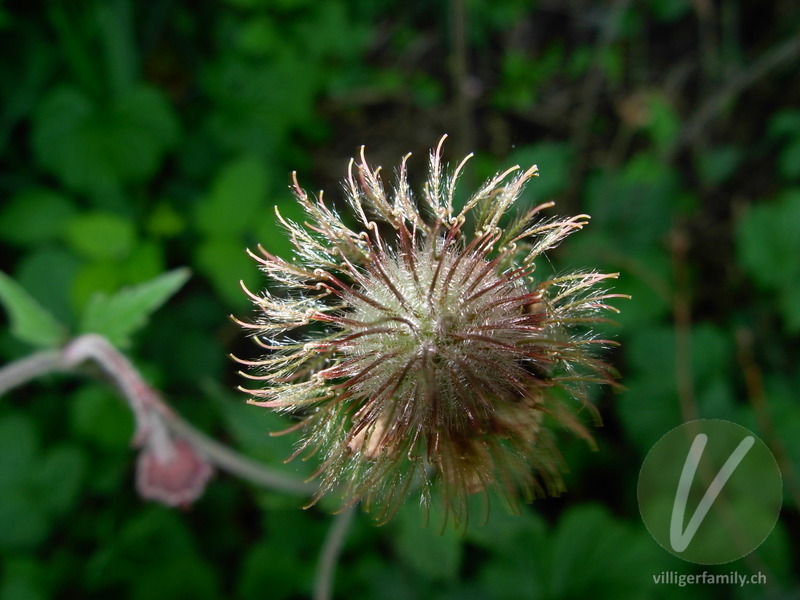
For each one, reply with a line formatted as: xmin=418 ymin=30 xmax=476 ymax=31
xmin=64 ymin=335 xmax=316 ymax=495
xmin=313 ymin=507 xmax=356 ymax=600
xmin=667 ymin=235 xmax=780 ymax=584
xmin=168 ymin=415 xmax=316 ymax=495
xmin=736 ymin=327 xmax=800 ymax=512
xmin=668 ymin=32 xmax=800 ymax=159
xmin=0 ymin=349 xmax=63 ymax=396
xmin=566 ymin=0 xmax=632 ymax=211
xmin=0 ymin=334 xmax=316 ymax=498
xmin=693 ymin=0 xmax=721 ymax=94
xmin=670 ymin=228 xmax=698 ymax=422
xmin=449 ymin=0 xmax=474 ymax=158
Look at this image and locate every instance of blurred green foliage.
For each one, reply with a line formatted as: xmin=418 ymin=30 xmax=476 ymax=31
xmin=2 ymin=0 xmax=800 ymax=598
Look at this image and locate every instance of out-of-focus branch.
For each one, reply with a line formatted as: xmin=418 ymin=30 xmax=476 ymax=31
xmin=736 ymin=328 xmax=800 ymax=512
xmin=313 ymin=506 xmax=356 ymax=600
xmin=0 ymin=334 xmax=316 ymax=504
xmin=168 ymin=414 xmax=316 ymax=496
xmin=669 ymin=228 xmax=698 ymax=423
xmin=566 ymin=0 xmax=632 ymax=211
xmin=0 ymin=348 xmax=63 ymax=397
xmin=449 ymin=0 xmax=475 ymax=159
xmin=668 ymin=32 xmax=800 ymax=159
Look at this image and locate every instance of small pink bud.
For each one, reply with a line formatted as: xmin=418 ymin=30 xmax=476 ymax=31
xmin=136 ymin=437 xmax=214 ymax=507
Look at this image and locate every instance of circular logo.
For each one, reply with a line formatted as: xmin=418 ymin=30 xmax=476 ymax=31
xmin=637 ymin=419 xmax=782 ymax=564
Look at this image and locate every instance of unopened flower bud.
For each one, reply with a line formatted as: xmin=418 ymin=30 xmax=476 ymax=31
xmin=237 ymin=137 xmax=624 ymax=524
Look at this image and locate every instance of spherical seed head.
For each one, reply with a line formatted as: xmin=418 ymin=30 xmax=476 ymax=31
xmin=237 ymin=136 xmax=624 ymax=525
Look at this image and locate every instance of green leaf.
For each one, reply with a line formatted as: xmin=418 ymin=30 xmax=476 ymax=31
xmin=212 ymin=389 xmax=313 ymax=479
xmin=295 ymin=2 xmax=369 ymax=61
xmin=644 ymin=93 xmax=681 ymax=152
xmin=618 ymin=323 xmax=734 ymax=452
xmin=0 ymin=188 xmax=77 ymax=247
xmin=70 ymin=384 xmax=134 ymax=449
xmin=768 ymin=109 xmax=800 ymax=139
xmin=736 ymin=189 xmax=800 ymax=331
xmin=237 ymin=17 xmax=281 ymax=56
xmin=195 ymin=155 xmax=269 ymax=237
xmin=33 ymin=444 xmax=87 ymax=514
xmin=238 ymin=507 xmax=326 ymax=596
xmin=0 ymin=489 xmax=50 ymax=550
xmin=0 ymin=557 xmax=51 ymax=600
xmin=508 ymin=142 xmax=573 ymax=201
xmin=392 ymin=504 xmax=463 ymax=581
xmin=585 ymin=153 xmax=678 ymax=250
xmin=79 ymin=268 xmax=190 ymax=347
xmin=616 ymin=327 xmax=681 ymax=453
xmin=759 ymin=375 xmax=800 ymax=498
xmin=778 ymin=139 xmax=800 ymax=181
xmin=0 ymin=415 xmax=49 ymax=550
xmin=121 ymin=241 xmax=167 ymax=285
xmin=465 ymin=505 xmax=547 ymax=556
xmin=63 ymin=211 xmax=136 ymax=261
xmin=32 ymin=85 xmax=179 ymax=196
xmin=751 ymin=520 xmax=793 ymax=587
xmin=0 ymin=271 xmax=66 ymax=347
xmin=195 ymin=237 xmax=258 ymax=308
xmin=255 ymin=200 xmax=306 ymax=259
xmin=778 ymin=279 xmax=800 ymax=331
xmin=146 ymin=202 xmax=186 ymax=238
xmin=204 ymin=55 xmax=317 ymax=156
xmin=17 ymin=246 xmax=81 ymax=326
xmin=132 ymin=557 xmax=221 ymax=600
xmin=548 ymin=505 xmax=663 ymax=598
xmin=695 ymin=145 xmax=743 ymax=187
xmin=87 ymin=508 xmax=221 ymax=596
xmin=0 ymin=414 xmax=38 ymax=489
xmin=647 ymin=0 xmax=691 ymax=22
xmin=70 ymin=261 xmax=123 ymax=314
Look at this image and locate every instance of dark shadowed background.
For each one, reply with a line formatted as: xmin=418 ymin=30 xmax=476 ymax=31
xmin=1 ymin=0 xmax=799 ymax=598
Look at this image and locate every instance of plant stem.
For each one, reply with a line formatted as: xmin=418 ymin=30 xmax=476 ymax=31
xmin=736 ymin=327 xmax=800 ymax=512
xmin=669 ymin=32 xmax=800 ymax=159
xmin=0 ymin=348 xmax=63 ymax=396
xmin=313 ymin=506 xmax=356 ymax=600
xmin=449 ymin=0 xmax=474 ymax=158
xmin=0 ymin=334 xmax=316 ymax=497
xmin=168 ymin=414 xmax=316 ymax=495
xmin=669 ymin=228 xmax=698 ymax=423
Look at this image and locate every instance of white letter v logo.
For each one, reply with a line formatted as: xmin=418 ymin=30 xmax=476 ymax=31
xmin=670 ymin=433 xmax=755 ymax=552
